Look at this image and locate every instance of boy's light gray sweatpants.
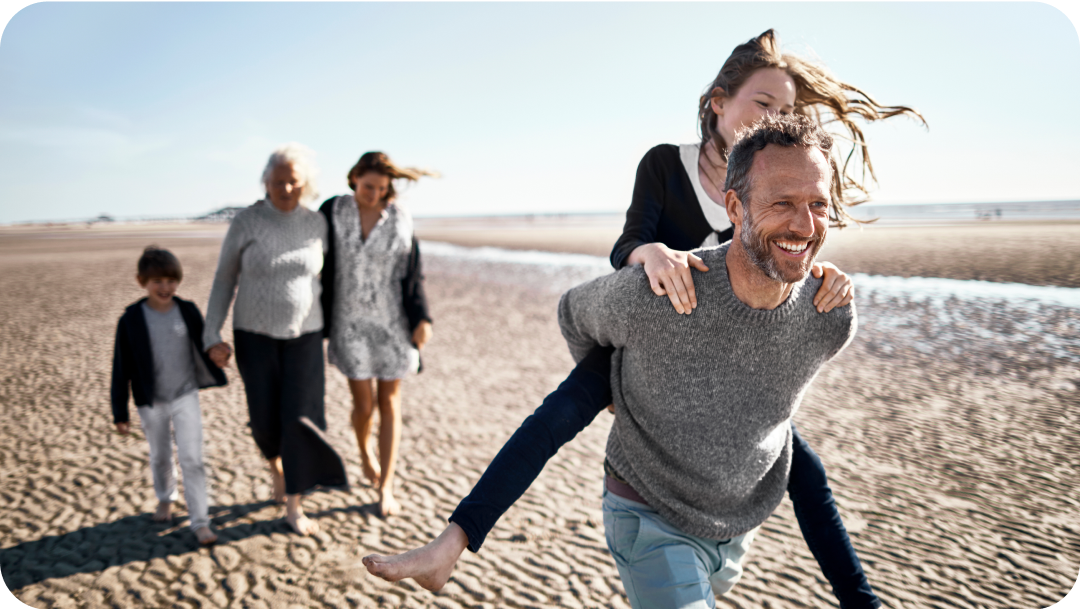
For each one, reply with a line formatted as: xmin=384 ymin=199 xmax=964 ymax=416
xmin=137 ymin=390 xmax=210 ymax=531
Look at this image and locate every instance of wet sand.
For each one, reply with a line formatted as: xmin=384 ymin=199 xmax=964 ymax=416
xmin=1 ymin=220 xmax=1078 ymax=608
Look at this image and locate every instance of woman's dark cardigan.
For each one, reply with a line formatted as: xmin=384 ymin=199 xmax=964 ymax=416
xmin=318 ymin=197 xmax=432 ymax=341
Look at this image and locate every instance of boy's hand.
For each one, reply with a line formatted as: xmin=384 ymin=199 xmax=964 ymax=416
xmin=412 ymin=320 xmax=433 ymax=350
xmin=116 ymin=422 xmax=130 ymax=435
xmin=208 ymin=342 xmax=232 ymax=368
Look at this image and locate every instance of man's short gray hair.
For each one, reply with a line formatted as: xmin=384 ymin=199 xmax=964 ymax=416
xmin=724 ymin=114 xmax=839 ymax=217
xmin=261 ymin=142 xmax=320 ymax=204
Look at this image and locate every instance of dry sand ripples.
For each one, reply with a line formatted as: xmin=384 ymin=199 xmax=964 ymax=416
xmin=2 ymin=231 xmax=1078 ymax=608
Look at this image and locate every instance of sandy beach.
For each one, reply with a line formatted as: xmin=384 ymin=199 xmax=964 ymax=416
xmin=1 ymin=219 xmax=1078 ymax=609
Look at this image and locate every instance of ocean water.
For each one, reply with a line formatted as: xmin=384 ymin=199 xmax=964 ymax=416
xmin=845 ymin=200 xmax=1080 ymax=225
xmin=422 ymin=241 xmax=1080 ymax=369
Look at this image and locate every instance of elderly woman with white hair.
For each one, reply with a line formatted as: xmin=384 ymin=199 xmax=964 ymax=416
xmin=203 ymin=143 xmax=347 ymax=535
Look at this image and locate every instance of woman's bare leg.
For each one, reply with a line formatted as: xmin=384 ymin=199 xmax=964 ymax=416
xmin=376 ymin=378 xmax=402 ymax=517
xmin=363 ymin=522 xmax=468 ymax=591
xmin=268 ymin=456 xmax=286 ymax=503
xmin=285 ymin=493 xmax=319 ymax=535
xmin=347 ymin=378 xmax=381 ymax=486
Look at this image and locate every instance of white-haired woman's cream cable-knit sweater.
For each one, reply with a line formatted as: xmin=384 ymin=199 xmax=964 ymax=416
xmin=203 ymin=201 xmax=327 ymax=348
xmin=558 ymin=243 xmax=856 ymax=541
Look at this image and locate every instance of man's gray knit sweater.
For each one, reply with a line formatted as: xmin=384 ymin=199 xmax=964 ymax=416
xmin=558 ymin=243 xmax=856 ymax=540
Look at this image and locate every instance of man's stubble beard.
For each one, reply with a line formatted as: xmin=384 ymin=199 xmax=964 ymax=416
xmin=739 ymin=206 xmax=825 ymax=284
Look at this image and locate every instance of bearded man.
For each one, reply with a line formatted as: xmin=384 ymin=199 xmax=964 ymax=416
xmin=555 ymin=112 xmax=857 ymax=608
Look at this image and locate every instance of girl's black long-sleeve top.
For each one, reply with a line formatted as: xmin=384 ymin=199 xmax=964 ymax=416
xmin=610 ymin=144 xmax=731 ymax=269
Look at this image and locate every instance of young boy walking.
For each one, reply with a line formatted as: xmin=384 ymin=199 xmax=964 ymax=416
xmin=111 ymin=246 xmax=227 ymax=545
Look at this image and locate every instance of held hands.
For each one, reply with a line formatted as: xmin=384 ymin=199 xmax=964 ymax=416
xmin=811 ymin=262 xmax=855 ymax=313
xmin=630 ymin=243 xmax=710 ymax=315
xmin=412 ymin=320 xmax=433 ymax=350
xmin=207 ymin=342 xmax=233 ymax=368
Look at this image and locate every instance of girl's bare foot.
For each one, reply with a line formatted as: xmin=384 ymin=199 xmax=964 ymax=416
xmin=285 ymin=494 xmax=319 ymax=535
xmin=363 ymin=523 xmax=468 ymax=591
xmin=194 ymin=525 xmax=218 ymax=545
xmin=378 ymin=487 xmax=401 ymax=517
xmin=153 ymin=501 xmax=173 ymax=522
xmin=269 ymin=457 xmax=286 ymax=503
xmin=361 ymin=449 xmax=381 ymax=487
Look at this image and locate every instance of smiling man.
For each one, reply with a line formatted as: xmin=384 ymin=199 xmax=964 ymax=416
xmin=556 ymin=113 xmax=857 ymax=608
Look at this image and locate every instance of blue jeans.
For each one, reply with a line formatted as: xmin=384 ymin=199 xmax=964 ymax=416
xmin=603 ymin=489 xmax=756 ymax=608
xmin=449 ymin=345 xmax=881 ymax=609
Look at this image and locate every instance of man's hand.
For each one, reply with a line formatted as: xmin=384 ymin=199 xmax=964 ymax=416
xmin=628 ymin=243 xmax=710 ymax=315
xmin=811 ymin=261 xmax=855 ymax=313
xmin=116 ymin=422 xmax=130 ymax=435
xmin=207 ymin=342 xmax=232 ymax=368
xmin=412 ymin=320 xmax=433 ymax=350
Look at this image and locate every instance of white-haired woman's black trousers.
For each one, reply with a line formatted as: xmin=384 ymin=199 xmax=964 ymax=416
xmin=234 ymin=329 xmax=347 ymax=495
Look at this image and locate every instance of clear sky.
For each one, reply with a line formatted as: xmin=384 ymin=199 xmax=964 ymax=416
xmin=1 ymin=2 xmax=1078 ymax=223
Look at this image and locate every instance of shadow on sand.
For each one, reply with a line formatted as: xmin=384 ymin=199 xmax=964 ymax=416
xmin=1 ymin=497 xmax=382 ymax=590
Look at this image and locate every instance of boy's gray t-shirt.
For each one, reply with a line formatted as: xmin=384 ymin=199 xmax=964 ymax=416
xmin=142 ymin=302 xmax=197 ymax=403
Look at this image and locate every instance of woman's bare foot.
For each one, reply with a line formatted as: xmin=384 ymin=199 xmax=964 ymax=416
xmin=378 ymin=487 xmax=401 ymax=518
xmin=194 ymin=525 xmax=218 ymax=545
xmin=286 ymin=512 xmax=319 ymax=535
xmin=361 ymin=449 xmax=381 ymax=487
xmin=285 ymin=495 xmax=319 ymax=535
xmin=153 ymin=501 xmax=173 ymax=522
xmin=269 ymin=457 xmax=286 ymax=503
xmin=363 ymin=523 xmax=468 ymax=591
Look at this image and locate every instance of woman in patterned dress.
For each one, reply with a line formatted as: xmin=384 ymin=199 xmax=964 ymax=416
xmin=319 ymin=152 xmax=435 ymax=517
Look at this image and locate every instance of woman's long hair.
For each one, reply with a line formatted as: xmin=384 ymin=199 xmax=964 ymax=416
xmin=698 ymin=29 xmax=926 ymax=225
xmin=347 ymin=152 xmax=438 ymax=206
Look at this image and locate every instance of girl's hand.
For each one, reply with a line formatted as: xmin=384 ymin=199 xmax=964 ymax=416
xmin=811 ymin=262 xmax=855 ymax=313
xmin=412 ymin=320 xmax=433 ymax=350
xmin=628 ymin=243 xmax=710 ymax=315
xmin=207 ymin=342 xmax=232 ymax=368
xmin=116 ymin=422 xmax=130 ymax=435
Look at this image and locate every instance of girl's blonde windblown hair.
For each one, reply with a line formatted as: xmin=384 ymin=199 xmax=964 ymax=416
xmin=698 ymin=29 xmax=927 ymax=226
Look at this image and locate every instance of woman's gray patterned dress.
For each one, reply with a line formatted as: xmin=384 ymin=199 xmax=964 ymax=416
xmin=326 ymin=195 xmax=419 ymax=380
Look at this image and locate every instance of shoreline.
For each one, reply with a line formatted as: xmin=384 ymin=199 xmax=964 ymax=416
xmin=2 ymin=218 xmax=1078 ymax=288
xmin=414 ymin=218 xmax=1080 ymax=288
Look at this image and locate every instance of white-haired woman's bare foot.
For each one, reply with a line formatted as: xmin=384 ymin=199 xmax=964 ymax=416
xmin=362 ymin=523 xmax=468 ymax=591
xmin=153 ymin=501 xmax=173 ymax=522
xmin=269 ymin=457 xmax=286 ymax=504
xmin=285 ymin=495 xmax=319 ymax=535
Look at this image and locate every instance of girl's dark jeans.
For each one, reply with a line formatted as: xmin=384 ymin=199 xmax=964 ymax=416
xmin=449 ymin=345 xmax=880 ymax=608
